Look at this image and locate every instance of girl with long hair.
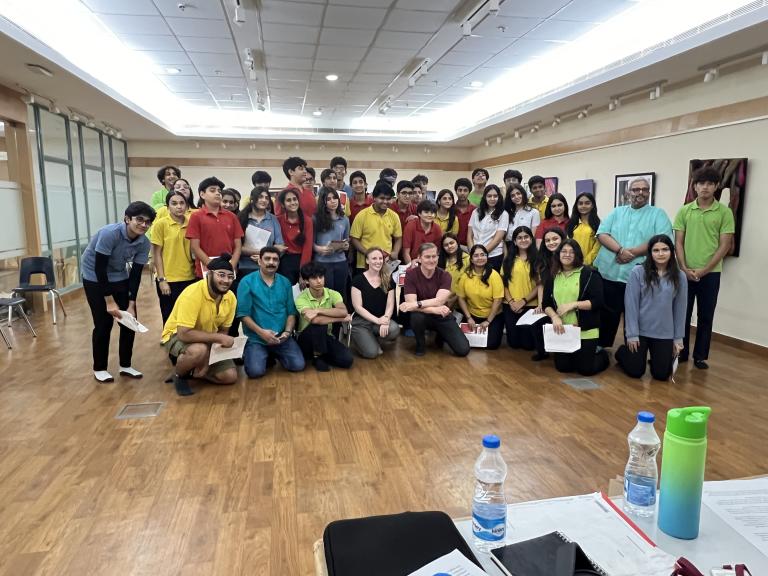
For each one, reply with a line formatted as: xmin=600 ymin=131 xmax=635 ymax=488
xmin=542 ymin=239 xmax=609 ymax=376
xmin=505 ymin=184 xmax=540 ymax=242
xmin=467 ymin=184 xmax=509 ymax=271
xmin=456 ymin=244 xmax=505 ymax=349
xmin=438 ymin=232 xmax=466 ymax=309
xmin=349 ymin=247 xmax=401 ymax=358
xmin=435 ymin=189 xmax=459 ymax=235
xmin=534 ymin=192 xmax=569 ymax=247
xmin=615 ymin=234 xmax=687 ymax=380
xmin=276 ymin=188 xmax=313 ymax=285
xmin=313 ymin=187 xmax=351 ymax=295
xmin=566 ymin=192 xmax=601 ymax=265
xmin=238 ymin=186 xmax=284 ymax=271
xmin=501 ymin=226 xmax=539 ymax=350
xmin=221 ymin=188 xmax=241 ymax=215
xmin=528 ymin=227 xmax=566 ymax=360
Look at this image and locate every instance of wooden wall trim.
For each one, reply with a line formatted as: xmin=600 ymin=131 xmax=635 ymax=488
xmin=0 ymin=85 xmax=27 ymax=125
xmin=128 ymin=157 xmax=473 ymax=171
xmin=478 ymin=95 xmax=768 ymax=167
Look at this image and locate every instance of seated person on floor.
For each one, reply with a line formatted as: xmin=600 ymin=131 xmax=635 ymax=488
xmin=399 ymin=243 xmax=471 ymax=358
xmin=236 ymin=246 xmax=306 ymax=379
xmin=161 ymin=253 xmax=239 ymax=396
xmin=295 ymin=262 xmax=354 ymax=372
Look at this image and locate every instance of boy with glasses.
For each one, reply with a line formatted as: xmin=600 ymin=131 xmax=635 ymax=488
xmin=81 ymin=201 xmax=156 ymax=382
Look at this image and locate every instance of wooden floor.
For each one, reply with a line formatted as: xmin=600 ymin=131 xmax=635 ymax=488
xmin=1 ymin=280 xmax=767 ymax=576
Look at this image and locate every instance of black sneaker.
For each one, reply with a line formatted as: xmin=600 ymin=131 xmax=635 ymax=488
xmin=313 ymin=356 xmax=331 ymax=372
xmin=173 ymin=374 xmax=194 ymax=396
xmin=693 ymin=359 xmax=709 ymax=370
xmin=414 ymin=345 xmax=426 ymax=357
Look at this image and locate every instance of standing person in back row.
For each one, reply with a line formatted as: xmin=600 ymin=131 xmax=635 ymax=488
xmin=527 ymin=175 xmax=549 ymax=221
xmin=150 ymin=165 xmax=181 ymax=209
xmin=275 ymin=156 xmax=317 ymax=218
xmin=468 ymin=168 xmax=489 ymax=207
xmin=593 ymin=178 xmax=672 ymax=349
xmin=331 ymin=156 xmax=354 ymax=197
xmin=454 ymin=177 xmax=475 ymax=248
xmin=81 ymin=201 xmax=156 ymax=382
xmin=673 ymin=167 xmax=735 ymax=369
xmin=350 ymin=180 xmax=402 ymax=274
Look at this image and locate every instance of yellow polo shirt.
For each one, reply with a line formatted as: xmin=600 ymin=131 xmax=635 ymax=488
xmin=161 ymin=279 xmax=237 ymax=343
xmin=529 ymin=196 xmax=549 ymax=221
xmin=350 ymin=206 xmax=402 ymax=268
xmin=505 ymin=258 xmax=538 ymax=305
xmin=150 ymin=214 xmax=195 ymax=282
xmin=571 ymin=221 xmax=600 ymax=266
xmin=435 ymin=212 xmax=459 ymax=235
xmin=455 ymin=269 xmax=504 ymax=318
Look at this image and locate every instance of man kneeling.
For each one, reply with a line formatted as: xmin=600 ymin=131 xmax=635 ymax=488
xmin=162 ymin=254 xmax=239 ymax=395
xmin=295 ymin=262 xmax=354 ymax=372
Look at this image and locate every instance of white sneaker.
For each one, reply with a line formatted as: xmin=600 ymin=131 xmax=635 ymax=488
xmin=94 ymin=370 xmax=114 ymax=383
xmin=119 ymin=366 xmax=143 ymax=379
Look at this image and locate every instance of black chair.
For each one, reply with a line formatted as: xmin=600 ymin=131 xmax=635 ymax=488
xmin=12 ymin=256 xmax=67 ymax=324
xmin=0 ymin=295 xmax=37 ymax=342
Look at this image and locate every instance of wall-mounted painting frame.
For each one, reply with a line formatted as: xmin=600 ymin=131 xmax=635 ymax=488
xmin=614 ymin=172 xmax=656 ymax=207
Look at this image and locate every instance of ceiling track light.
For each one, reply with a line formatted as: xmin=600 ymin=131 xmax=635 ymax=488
xmin=703 ymin=68 xmax=719 ymax=83
xmin=484 ymin=139 xmax=490 ymax=147
xmin=488 ymin=0 xmax=500 ymax=16
xmin=513 ymin=129 xmax=520 ymax=139
xmin=608 ymin=97 xmax=620 ymax=111
xmin=462 ymin=21 xmax=472 ymax=37
xmin=529 ymin=124 xmax=540 ymax=134
xmin=552 ymin=116 xmax=561 ymax=127
xmin=762 ymin=51 xmax=768 ymax=66
xmin=233 ymin=0 xmax=245 ymax=24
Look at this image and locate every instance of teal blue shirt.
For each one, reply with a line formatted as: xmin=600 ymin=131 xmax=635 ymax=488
xmin=236 ymin=271 xmax=297 ymax=344
xmin=594 ymin=204 xmax=672 ymax=283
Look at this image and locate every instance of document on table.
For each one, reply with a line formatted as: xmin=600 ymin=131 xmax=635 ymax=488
xmin=515 ymin=309 xmax=547 ymax=325
xmin=703 ymin=477 xmax=768 ymax=557
xmin=407 ymin=549 xmax=488 ymax=576
xmin=209 ymin=336 xmax=247 ymax=364
xmin=116 ymin=311 xmax=149 ymax=333
xmin=543 ymin=324 xmax=581 ymax=352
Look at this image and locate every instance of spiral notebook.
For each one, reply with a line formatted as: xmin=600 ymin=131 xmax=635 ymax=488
xmin=489 ymin=531 xmax=607 ymax=576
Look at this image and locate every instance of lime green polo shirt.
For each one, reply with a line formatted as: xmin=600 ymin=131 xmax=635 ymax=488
xmin=673 ymin=200 xmax=735 ymax=272
xmin=553 ymin=269 xmax=598 ymax=340
xmin=294 ymin=287 xmax=344 ymax=333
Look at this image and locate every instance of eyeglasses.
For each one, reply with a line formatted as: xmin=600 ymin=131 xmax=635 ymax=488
xmin=213 ymin=271 xmax=236 ymax=281
xmin=132 ymin=217 xmax=152 ymax=226
xmin=630 ymin=187 xmax=650 ymax=193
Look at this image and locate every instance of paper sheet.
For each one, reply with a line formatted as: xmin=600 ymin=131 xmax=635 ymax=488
xmin=407 ymin=549 xmax=488 ymax=576
xmin=543 ymin=324 xmax=581 ymax=352
xmin=244 ymin=226 xmax=271 ymax=251
xmin=116 ymin=311 xmax=149 ymax=333
xmin=209 ymin=336 xmax=247 ymax=365
xmin=514 ymin=309 xmax=547 ymax=326
xmin=703 ymin=477 xmax=768 ymax=557
xmin=460 ymin=323 xmax=488 ymax=348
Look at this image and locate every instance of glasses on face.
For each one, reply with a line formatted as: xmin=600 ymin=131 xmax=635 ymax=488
xmin=213 ymin=271 xmax=236 ymax=281
xmin=630 ymin=187 xmax=650 ymax=193
xmin=132 ymin=217 xmax=152 ymax=226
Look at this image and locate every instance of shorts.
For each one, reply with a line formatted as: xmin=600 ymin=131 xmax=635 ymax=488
xmin=164 ymin=333 xmax=236 ymax=375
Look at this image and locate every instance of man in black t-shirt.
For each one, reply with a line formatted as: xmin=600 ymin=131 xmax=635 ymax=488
xmin=399 ymin=243 xmax=470 ymax=357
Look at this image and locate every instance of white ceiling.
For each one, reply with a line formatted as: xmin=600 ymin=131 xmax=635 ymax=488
xmin=78 ymin=0 xmax=637 ymax=119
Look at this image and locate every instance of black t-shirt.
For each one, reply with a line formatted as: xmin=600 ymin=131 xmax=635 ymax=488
xmin=352 ymin=273 xmax=393 ymax=318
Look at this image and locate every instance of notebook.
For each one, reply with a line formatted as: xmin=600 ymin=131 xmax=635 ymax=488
xmin=489 ymin=531 xmax=607 ymax=576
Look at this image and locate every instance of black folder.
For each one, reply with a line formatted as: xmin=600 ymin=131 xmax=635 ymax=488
xmin=489 ymin=531 xmax=606 ymax=576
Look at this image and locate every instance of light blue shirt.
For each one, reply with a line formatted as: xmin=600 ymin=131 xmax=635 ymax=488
xmin=313 ymin=215 xmax=350 ymax=263
xmin=241 ymin=212 xmax=283 ymax=271
xmin=593 ymin=204 xmax=672 ymax=282
xmin=236 ymin=271 xmax=296 ymax=345
xmin=81 ymin=222 xmax=150 ymax=282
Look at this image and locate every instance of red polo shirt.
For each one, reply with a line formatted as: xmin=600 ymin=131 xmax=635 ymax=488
xmin=348 ymin=194 xmax=374 ymax=224
xmin=277 ymin=213 xmax=314 ymax=266
xmin=535 ymin=216 xmax=568 ymax=240
xmin=455 ymin=203 xmax=476 ymax=246
xmin=275 ymin=182 xmax=317 ymax=218
xmin=402 ymin=219 xmax=443 ymax=261
xmin=186 ymin=205 xmax=244 ymax=277
xmin=393 ymin=202 xmax=417 ymax=232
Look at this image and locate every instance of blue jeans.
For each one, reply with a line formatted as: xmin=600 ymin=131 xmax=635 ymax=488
xmin=243 ymin=338 xmax=305 ymax=378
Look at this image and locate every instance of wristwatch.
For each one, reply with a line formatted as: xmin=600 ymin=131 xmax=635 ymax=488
xmin=417 ymin=300 xmax=423 ymax=308
xmin=157 ymin=277 xmax=166 ymax=282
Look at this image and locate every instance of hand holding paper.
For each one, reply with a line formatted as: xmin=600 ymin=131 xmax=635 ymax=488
xmin=543 ymin=324 xmax=581 ymax=353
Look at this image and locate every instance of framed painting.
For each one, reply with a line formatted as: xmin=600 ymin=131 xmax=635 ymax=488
xmin=614 ymin=172 xmax=655 ymax=207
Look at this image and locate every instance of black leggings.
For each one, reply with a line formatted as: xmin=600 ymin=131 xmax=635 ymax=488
xmin=83 ymin=279 xmax=134 ymax=371
xmin=503 ymin=306 xmax=536 ymax=350
xmin=553 ymin=338 xmax=609 ymax=376
xmin=616 ymin=337 xmax=675 ymax=381
xmin=411 ymin=312 xmax=470 ymax=357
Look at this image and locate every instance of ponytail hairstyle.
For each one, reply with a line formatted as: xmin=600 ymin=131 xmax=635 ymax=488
xmin=435 ymin=188 xmax=457 ymax=232
xmin=643 ymin=234 xmax=681 ymax=295
xmin=278 ymin=188 xmax=306 ymax=245
xmin=502 ymin=226 xmax=538 ymax=285
xmin=466 ymin=244 xmax=493 ymax=286
xmin=566 ymin=192 xmax=600 ymax=237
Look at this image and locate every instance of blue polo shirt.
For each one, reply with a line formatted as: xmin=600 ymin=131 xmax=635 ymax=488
xmin=81 ymin=222 xmax=151 ymax=282
xmin=236 ymin=270 xmax=297 ymax=345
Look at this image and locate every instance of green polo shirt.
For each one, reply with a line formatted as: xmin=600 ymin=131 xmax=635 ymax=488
xmin=673 ymin=200 xmax=734 ymax=272
xmin=150 ymin=188 xmax=169 ymax=210
xmin=294 ymin=287 xmax=344 ymax=333
xmin=553 ymin=269 xmax=598 ymax=340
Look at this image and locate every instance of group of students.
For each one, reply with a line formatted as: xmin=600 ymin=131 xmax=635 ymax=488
xmin=78 ymin=157 xmax=734 ymax=394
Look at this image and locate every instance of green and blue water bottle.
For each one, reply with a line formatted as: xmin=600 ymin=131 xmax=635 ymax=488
xmin=657 ymin=406 xmax=712 ymax=539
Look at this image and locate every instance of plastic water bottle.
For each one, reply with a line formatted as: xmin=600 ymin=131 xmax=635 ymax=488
xmin=472 ymin=434 xmax=507 ymax=551
xmin=623 ymin=411 xmax=661 ymax=517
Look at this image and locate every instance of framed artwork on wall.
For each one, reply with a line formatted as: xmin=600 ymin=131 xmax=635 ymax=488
xmin=687 ymin=158 xmax=747 ymax=257
xmin=575 ymin=179 xmax=595 ymax=196
xmin=614 ymin=172 xmax=655 ymax=207
xmin=544 ymin=177 xmax=559 ymax=196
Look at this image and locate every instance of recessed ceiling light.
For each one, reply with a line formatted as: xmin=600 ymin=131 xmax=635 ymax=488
xmin=165 ymin=67 xmax=182 ymax=74
xmin=325 ymin=74 xmax=339 ymax=82
xmin=313 ymin=109 xmax=323 ymax=116
xmin=470 ymin=81 xmax=483 ymax=88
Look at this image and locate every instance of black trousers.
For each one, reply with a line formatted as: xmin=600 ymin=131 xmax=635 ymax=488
xmin=616 ymin=337 xmax=675 ymax=381
xmin=297 ymin=324 xmax=354 ymax=368
xmin=553 ymin=338 xmax=609 ymax=376
xmin=278 ymin=253 xmax=301 ymax=285
xmin=599 ymin=279 xmax=626 ymax=348
xmin=683 ymin=272 xmax=720 ymax=361
xmin=411 ymin=312 xmax=470 ymax=357
xmin=469 ymin=314 xmax=505 ymax=350
xmin=156 ymin=279 xmax=195 ymax=325
xmin=83 ymin=279 xmax=134 ymax=371
xmin=503 ymin=306 xmax=536 ymax=350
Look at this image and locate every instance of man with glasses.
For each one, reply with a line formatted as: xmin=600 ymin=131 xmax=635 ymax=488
xmin=81 ymin=201 xmax=156 ymax=383
xmin=594 ymin=177 xmax=672 ymax=349
xmin=162 ymin=253 xmax=240 ymax=396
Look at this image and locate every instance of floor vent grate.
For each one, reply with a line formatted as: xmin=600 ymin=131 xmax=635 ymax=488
xmin=562 ymin=378 xmax=600 ymax=390
xmin=115 ymin=402 xmax=164 ymax=419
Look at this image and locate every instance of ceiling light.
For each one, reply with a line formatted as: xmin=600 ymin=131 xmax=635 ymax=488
xmin=249 ymin=143 xmax=255 ymax=150
xmin=295 ymin=144 xmax=300 ymax=150
xmin=470 ymin=81 xmax=484 ymax=88
xmin=496 ymin=135 xmax=502 ymax=144
xmin=325 ymin=74 xmax=338 ymax=82
xmin=703 ymin=68 xmax=718 ymax=82
xmin=552 ymin=116 xmax=561 ymax=127
xmin=221 ymin=143 xmax=227 ymax=149
xmin=513 ymin=129 xmax=520 ymax=139
xmin=462 ymin=21 xmax=472 ymax=37
xmin=234 ymin=0 xmax=245 ymax=24
xmin=608 ymin=97 xmax=620 ymax=111
xmin=313 ymin=109 xmax=323 ymax=117
xmin=26 ymin=63 xmax=53 ymax=77
xmin=177 ymin=2 xmax=187 ymax=11
xmin=86 ymin=120 xmax=96 ymax=128
xmin=577 ymin=107 xmax=589 ymax=119
xmin=165 ymin=67 xmax=181 ymax=74
xmin=277 ymin=143 xmax=282 ymax=150
xmin=424 ymin=146 xmax=430 ymax=154
xmin=762 ymin=51 xmax=768 ymax=66
xmin=654 ymin=85 xmax=662 ymax=98
xmin=195 ymin=142 xmax=200 ymax=149
xmin=529 ymin=124 xmax=540 ymax=134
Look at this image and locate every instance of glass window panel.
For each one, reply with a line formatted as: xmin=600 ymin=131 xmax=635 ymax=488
xmin=82 ymin=127 xmax=102 ymax=167
xmin=86 ymin=168 xmax=108 ymax=231
xmin=39 ymin=109 xmax=68 ymax=160
xmin=69 ymin=123 xmax=89 ymax=242
xmin=104 ymin=138 xmax=116 ymax=222
xmin=113 ymin=139 xmax=127 ymax=173
xmin=115 ymin=174 xmax=130 ymax=216
xmin=44 ymin=161 xmax=77 ymax=247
